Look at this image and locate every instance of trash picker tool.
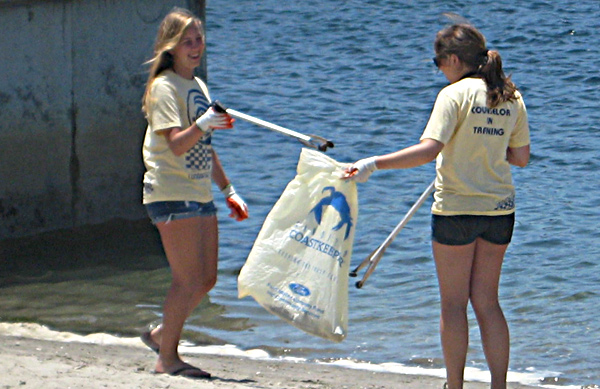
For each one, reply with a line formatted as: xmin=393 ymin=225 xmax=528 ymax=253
xmin=350 ymin=180 xmax=435 ymax=288
xmin=212 ymin=101 xmax=334 ymax=152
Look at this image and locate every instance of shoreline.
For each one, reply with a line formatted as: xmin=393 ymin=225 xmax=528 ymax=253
xmin=0 ymin=323 xmax=541 ymax=389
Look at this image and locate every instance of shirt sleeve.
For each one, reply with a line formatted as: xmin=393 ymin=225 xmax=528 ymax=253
xmin=420 ymin=89 xmax=459 ymax=145
xmin=509 ymin=94 xmax=530 ymax=148
xmin=149 ymin=79 xmax=182 ymax=132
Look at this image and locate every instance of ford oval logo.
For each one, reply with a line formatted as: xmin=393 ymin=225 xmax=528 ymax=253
xmin=289 ymin=283 xmax=310 ymax=296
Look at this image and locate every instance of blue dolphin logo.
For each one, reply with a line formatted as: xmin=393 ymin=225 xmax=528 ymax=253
xmin=310 ymin=186 xmax=353 ymax=240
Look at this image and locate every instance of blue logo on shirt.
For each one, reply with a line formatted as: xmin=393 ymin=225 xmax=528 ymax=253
xmin=185 ymin=88 xmax=212 ymax=171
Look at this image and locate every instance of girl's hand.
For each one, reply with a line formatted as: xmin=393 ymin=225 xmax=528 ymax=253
xmin=342 ymin=157 xmax=378 ymax=183
xmin=221 ymin=184 xmax=248 ymax=221
xmin=195 ymin=107 xmax=234 ymax=132
xmin=226 ymin=194 xmax=249 ymax=221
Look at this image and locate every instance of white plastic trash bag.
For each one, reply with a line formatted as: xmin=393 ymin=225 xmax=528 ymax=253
xmin=238 ymin=148 xmax=358 ymax=342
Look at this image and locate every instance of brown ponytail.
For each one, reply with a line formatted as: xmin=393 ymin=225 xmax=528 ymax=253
xmin=478 ymin=49 xmax=518 ymax=107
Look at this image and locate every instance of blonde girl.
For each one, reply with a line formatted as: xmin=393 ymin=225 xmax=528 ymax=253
xmin=140 ymin=7 xmax=248 ymax=379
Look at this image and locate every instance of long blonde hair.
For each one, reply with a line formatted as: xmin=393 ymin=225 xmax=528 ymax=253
xmin=142 ymin=7 xmax=204 ymax=115
xmin=434 ymin=24 xmax=518 ymax=107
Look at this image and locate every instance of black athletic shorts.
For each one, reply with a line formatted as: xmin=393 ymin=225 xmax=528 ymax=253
xmin=431 ymin=213 xmax=515 ymax=246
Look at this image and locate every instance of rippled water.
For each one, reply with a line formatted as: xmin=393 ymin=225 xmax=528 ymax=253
xmin=1 ymin=0 xmax=599 ymax=387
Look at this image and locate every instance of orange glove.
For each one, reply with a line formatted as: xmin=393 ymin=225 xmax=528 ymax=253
xmin=221 ymin=184 xmax=248 ymax=221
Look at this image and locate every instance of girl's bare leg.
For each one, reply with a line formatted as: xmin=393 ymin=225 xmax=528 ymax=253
xmin=433 ymin=241 xmax=476 ymax=389
xmin=470 ymin=238 xmax=509 ymax=389
xmin=153 ymin=215 xmax=218 ymax=375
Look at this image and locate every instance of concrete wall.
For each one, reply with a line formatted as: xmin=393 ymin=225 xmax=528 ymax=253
xmin=0 ymin=0 xmax=206 ymax=239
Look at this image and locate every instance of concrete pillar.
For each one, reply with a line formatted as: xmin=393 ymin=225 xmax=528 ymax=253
xmin=0 ymin=0 xmax=206 ymax=239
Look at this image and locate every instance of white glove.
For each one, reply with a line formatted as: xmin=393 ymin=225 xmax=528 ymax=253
xmin=221 ymin=184 xmax=248 ymax=221
xmin=346 ymin=157 xmax=378 ymax=183
xmin=195 ymin=107 xmax=233 ymax=133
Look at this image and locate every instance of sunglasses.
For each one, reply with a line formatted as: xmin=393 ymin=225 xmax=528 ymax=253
xmin=432 ymin=56 xmax=444 ymax=68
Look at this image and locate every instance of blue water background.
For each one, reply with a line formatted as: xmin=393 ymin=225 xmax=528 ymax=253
xmin=2 ymin=0 xmax=599 ymax=387
xmin=206 ymin=0 xmax=600 ymax=385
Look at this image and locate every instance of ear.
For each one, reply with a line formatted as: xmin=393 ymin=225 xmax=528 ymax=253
xmin=448 ymin=54 xmax=461 ymax=66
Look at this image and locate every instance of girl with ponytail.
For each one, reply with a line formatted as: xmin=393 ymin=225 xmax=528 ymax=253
xmin=345 ymin=24 xmax=530 ymax=389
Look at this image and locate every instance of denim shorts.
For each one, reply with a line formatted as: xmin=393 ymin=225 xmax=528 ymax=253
xmin=145 ymin=201 xmax=217 ymax=224
xmin=431 ymin=213 xmax=515 ymax=245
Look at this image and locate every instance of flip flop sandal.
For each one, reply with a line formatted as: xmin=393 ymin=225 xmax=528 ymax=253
xmin=140 ymin=331 xmax=160 ymax=354
xmin=169 ymin=366 xmax=211 ymax=379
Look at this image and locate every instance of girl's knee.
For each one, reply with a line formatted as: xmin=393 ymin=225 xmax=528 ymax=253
xmin=191 ymin=273 xmax=217 ymax=296
xmin=440 ymin=300 xmax=468 ymax=318
xmin=200 ymin=274 xmax=217 ymax=294
xmin=440 ymin=296 xmax=469 ymax=312
xmin=188 ymin=275 xmax=217 ymax=306
xmin=471 ymin=296 xmax=501 ymax=317
xmin=171 ymin=274 xmax=216 ymax=298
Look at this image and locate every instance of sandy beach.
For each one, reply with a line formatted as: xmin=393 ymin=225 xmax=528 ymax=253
xmin=0 ymin=325 xmax=540 ymax=389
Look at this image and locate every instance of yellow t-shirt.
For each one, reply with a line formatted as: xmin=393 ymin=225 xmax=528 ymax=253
xmin=142 ymin=70 xmax=214 ymax=204
xmin=420 ymin=77 xmax=530 ymax=215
